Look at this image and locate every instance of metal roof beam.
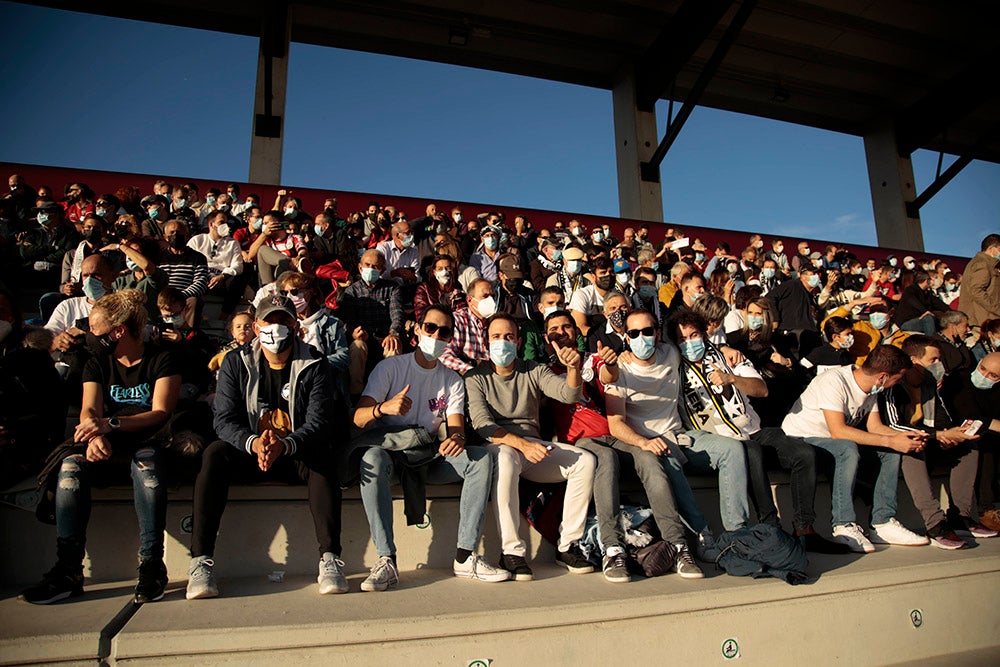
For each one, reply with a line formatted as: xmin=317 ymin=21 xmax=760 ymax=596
xmin=634 ymin=0 xmax=734 ymax=111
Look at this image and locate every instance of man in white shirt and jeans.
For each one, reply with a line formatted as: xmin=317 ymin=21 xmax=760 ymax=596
xmin=352 ymin=305 xmax=508 ymax=591
xmin=781 ymin=345 xmax=931 ymax=552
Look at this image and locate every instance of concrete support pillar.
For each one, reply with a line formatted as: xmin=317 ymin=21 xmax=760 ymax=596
xmin=612 ymin=71 xmax=664 ymax=222
xmin=248 ymin=7 xmax=291 ymax=185
xmin=863 ymin=119 xmax=925 ymax=251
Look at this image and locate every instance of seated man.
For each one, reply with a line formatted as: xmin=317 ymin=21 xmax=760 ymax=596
xmin=465 ymin=312 xmax=596 ymax=581
xmin=186 ymin=295 xmax=346 ymax=598
xmin=606 ymin=309 xmax=747 ymax=560
xmin=881 ymin=336 xmax=995 ymax=549
xmin=338 ymin=249 xmax=404 ymax=383
xmin=544 ymin=309 xmax=697 ymax=582
xmin=587 ymin=291 xmax=631 ymax=354
xmin=351 ymin=305 xmax=508 ymax=591
xmin=782 ymin=345 xmax=930 ymax=553
xmin=669 ymin=310 xmax=849 ymax=554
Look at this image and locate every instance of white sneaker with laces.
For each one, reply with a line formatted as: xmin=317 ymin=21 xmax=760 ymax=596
xmin=361 ymin=556 xmax=398 ymax=592
xmin=453 ymin=554 xmax=510 ymax=582
xmin=870 ymin=518 xmax=930 ymax=546
xmin=832 ymin=523 xmax=875 ymax=553
xmin=318 ymin=552 xmax=348 ymax=594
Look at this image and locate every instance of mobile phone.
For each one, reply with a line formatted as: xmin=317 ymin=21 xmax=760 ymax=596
xmin=960 ymin=419 xmax=983 ymax=437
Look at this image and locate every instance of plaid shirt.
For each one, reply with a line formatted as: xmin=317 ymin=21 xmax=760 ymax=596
xmin=338 ymin=278 xmax=403 ymax=339
xmin=439 ymin=307 xmax=489 ymax=374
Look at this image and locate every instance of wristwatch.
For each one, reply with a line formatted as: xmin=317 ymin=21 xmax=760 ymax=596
xmin=108 ymin=416 xmax=121 ymax=431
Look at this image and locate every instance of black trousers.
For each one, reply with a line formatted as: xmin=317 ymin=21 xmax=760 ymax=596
xmin=190 ymin=440 xmax=343 ymax=558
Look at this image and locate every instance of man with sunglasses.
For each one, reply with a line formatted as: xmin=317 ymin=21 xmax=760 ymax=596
xmin=351 ymin=305 xmax=508 ymax=591
xmin=544 ymin=309 xmax=697 ymax=582
xmin=606 ymin=309 xmax=747 ymax=558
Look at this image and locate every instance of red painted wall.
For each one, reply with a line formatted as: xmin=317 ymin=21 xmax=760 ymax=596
xmin=3 ymin=162 xmax=968 ymax=271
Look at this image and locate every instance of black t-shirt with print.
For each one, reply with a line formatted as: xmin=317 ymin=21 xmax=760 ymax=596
xmin=259 ymin=360 xmax=291 ymax=415
xmin=82 ymin=344 xmax=179 ymax=414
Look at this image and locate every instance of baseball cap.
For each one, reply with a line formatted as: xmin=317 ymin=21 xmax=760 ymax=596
xmin=255 ymin=293 xmax=296 ymax=322
xmin=141 ymin=194 xmax=169 ymax=207
xmin=498 ymin=253 xmax=525 ymax=279
xmin=612 ymin=258 xmax=629 ymax=274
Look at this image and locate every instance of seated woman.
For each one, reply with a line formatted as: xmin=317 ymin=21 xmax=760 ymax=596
xmin=21 ymin=289 xmax=181 ymax=605
xmin=413 ymin=253 xmax=467 ymax=323
xmin=277 ymin=271 xmax=350 ymax=398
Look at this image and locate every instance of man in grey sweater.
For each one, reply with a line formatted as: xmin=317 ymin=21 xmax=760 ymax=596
xmin=465 ymin=312 xmax=596 ymax=581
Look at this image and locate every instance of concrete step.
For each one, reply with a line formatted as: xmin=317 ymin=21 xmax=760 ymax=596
xmin=2 ymin=538 xmax=999 ymax=665
xmin=0 ymin=474 xmax=932 ymax=588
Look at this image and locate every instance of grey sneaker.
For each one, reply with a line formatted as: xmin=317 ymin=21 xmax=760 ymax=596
xmin=185 ymin=556 xmax=219 ymax=600
xmin=673 ymin=544 xmax=705 ymax=579
xmin=695 ymin=528 xmax=720 ymax=562
xmin=601 ymin=547 xmax=630 ymax=583
xmin=318 ymin=552 xmax=348 ymax=594
xmin=360 ymin=556 xmax=398 ymax=592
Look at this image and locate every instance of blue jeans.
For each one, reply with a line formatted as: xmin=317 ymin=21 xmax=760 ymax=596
xmin=899 ymin=315 xmax=936 ymax=335
xmin=682 ymin=430 xmax=751 ymax=531
xmin=359 ymin=443 xmax=493 ymax=557
xmin=56 ymin=447 xmax=167 ymax=562
xmin=804 ymin=438 xmax=859 ymax=526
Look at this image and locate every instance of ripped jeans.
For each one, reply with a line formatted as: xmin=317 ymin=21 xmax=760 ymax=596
xmin=55 ymin=447 xmax=168 ymax=562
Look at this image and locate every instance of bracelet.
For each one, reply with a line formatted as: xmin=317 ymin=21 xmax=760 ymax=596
xmin=452 ymin=433 xmax=466 ymax=441
xmin=374 ymin=402 xmax=383 ymax=419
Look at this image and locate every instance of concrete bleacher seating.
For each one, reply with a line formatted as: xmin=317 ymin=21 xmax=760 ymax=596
xmin=4 ymin=472 xmax=1000 ymax=665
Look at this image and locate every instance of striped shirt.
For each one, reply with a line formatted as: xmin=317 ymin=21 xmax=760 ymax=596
xmin=159 ymin=248 xmax=210 ymax=298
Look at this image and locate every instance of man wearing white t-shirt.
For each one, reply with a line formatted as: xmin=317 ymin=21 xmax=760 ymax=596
xmin=352 ymin=305 xmax=508 ymax=591
xmin=781 ymin=345 xmax=931 ymax=553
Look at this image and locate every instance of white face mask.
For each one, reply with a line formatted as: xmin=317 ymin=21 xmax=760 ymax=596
xmin=216 ymin=223 xmax=230 ymax=237
xmin=417 ymin=333 xmax=447 ymax=361
xmin=258 ymin=323 xmax=291 ymax=353
xmin=475 ymin=295 xmax=497 ymax=319
xmin=434 ymin=269 xmax=451 ymax=285
xmin=541 ymin=305 xmax=559 ymax=318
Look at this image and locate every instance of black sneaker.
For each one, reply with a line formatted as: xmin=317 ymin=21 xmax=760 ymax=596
xmin=555 ymin=544 xmax=595 ymax=574
xmin=499 ymin=554 xmax=534 ymax=581
xmin=800 ymin=531 xmax=852 ymax=554
xmin=21 ymin=566 xmax=84 ymax=605
xmin=134 ymin=559 xmax=168 ymax=603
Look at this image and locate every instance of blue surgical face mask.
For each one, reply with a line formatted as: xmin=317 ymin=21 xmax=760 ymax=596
xmin=651 ymin=262 xmax=660 ymax=271
xmin=175 ymin=198 xmax=187 ymax=209
xmin=484 ymin=236 xmax=498 ymax=251
xmin=630 ymin=334 xmax=656 ymax=360
xmin=82 ymin=276 xmax=106 ymax=301
xmin=551 ymin=249 xmax=562 ymax=262
xmin=592 ymin=232 xmax=603 ymax=243
xmin=971 ymin=367 xmax=997 ymax=390
xmin=869 ymin=313 xmax=889 ymax=330
xmin=807 ymin=274 xmax=821 ymax=288
xmin=695 ymin=253 xmax=705 ymax=263
xmin=926 ymin=361 xmax=946 ymax=383
xmin=147 ymin=207 xmax=160 ymax=220
xmin=689 ymin=291 xmax=703 ymax=302
xmin=762 ymin=268 xmax=776 ymax=279
xmin=284 ymin=207 xmax=297 ymax=219
xmin=206 ymin=195 xmax=217 ymax=206
xmin=95 ymin=207 xmax=108 ymax=218
xmin=250 ymin=218 xmax=263 ymax=232
xmin=869 ymin=378 xmax=885 ymax=396
xmin=489 ymin=339 xmax=517 ymax=367
xmin=402 ymin=234 xmax=414 ymax=248
xmin=314 ymin=224 xmax=325 ymax=236
xmin=680 ymin=338 xmax=706 ymax=362
xmin=566 ymin=260 xmax=581 ymax=275
xmin=639 ymin=285 xmax=657 ymax=300
xmin=360 ymin=267 xmax=380 ymax=284
xmin=747 ymin=315 xmax=764 ymax=331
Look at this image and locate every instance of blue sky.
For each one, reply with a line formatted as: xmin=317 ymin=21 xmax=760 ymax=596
xmin=1 ymin=1 xmax=996 ymax=258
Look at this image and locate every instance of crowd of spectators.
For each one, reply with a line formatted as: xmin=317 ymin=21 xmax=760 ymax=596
xmin=2 ymin=171 xmax=1000 ymax=604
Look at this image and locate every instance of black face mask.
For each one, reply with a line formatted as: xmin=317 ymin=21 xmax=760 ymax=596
xmin=504 ymin=277 xmax=522 ymax=293
xmin=86 ymin=331 xmax=116 ymax=357
xmin=608 ymin=308 xmax=629 ymax=330
xmin=596 ymin=275 xmax=614 ymax=291
xmin=168 ymin=234 xmax=186 ymax=250
xmin=83 ymin=228 xmax=101 ymax=243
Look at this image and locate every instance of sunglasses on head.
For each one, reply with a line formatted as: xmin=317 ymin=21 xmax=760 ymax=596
xmin=625 ymin=326 xmax=656 ymax=339
xmin=422 ymin=321 xmax=453 ymax=339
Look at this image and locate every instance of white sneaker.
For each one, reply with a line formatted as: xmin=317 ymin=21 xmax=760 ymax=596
xmin=185 ymin=556 xmax=219 ymax=600
xmin=695 ymin=528 xmax=720 ymax=562
xmin=870 ymin=518 xmax=930 ymax=546
xmin=832 ymin=523 xmax=875 ymax=553
xmin=453 ymin=554 xmax=510 ymax=582
xmin=318 ymin=552 xmax=348 ymax=594
xmin=360 ymin=556 xmax=398 ymax=592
